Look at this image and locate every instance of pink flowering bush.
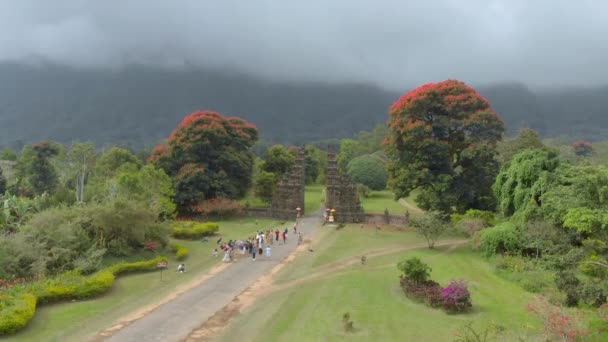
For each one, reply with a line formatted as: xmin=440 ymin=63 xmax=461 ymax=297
xmin=440 ymin=279 xmax=472 ymax=313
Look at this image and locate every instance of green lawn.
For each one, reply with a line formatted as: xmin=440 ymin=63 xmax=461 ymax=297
xmin=304 ymin=184 xmax=325 ymax=214
xmin=8 ymin=218 xmax=281 ymax=342
xmin=360 ymin=189 xmax=423 ymax=217
xmin=219 ymin=227 xmax=543 ymax=341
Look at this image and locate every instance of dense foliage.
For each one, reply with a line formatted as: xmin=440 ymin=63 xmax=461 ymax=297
xmin=150 ymin=110 xmax=258 ymax=213
xmin=346 ymin=154 xmax=387 ymax=190
xmin=0 ymin=201 xmax=169 ymax=279
xmin=386 ymin=80 xmax=504 ymax=214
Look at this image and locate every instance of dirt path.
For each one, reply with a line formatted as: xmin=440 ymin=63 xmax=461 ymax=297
xmin=184 ymin=238 xmax=468 ymax=341
xmin=95 ymin=215 xmax=322 ymax=342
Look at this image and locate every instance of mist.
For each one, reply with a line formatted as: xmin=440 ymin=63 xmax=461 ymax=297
xmin=0 ymin=0 xmax=607 ymax=90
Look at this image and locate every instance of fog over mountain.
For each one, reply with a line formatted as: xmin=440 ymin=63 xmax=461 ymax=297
xmin=0 ymin=1 xmax=607 ymax=148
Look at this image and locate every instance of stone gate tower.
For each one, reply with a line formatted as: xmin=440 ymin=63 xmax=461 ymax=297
xmin=270 ymin=147 xmax=306 ymax=220
xmin=325 ymin=148 xmax=365 ymax=223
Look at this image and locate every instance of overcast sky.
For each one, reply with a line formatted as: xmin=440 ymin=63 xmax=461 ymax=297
xmin=0 ymin=0 xmax=606 ymax=90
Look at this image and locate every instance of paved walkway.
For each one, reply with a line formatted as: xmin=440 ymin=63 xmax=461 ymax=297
xmin=102 ymin=214 xmax=321 ymax=342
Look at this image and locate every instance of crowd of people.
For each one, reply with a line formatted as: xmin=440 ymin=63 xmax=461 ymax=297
xmin=212 ymin=223 xmax=302 ymax=262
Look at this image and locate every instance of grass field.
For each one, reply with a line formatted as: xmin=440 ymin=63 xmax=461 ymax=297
xmin=218 ymin=225 xmax=542 ymax=341
xmin=8 ymin=218 xmax=281 ymax=342
xmin=359 ymin=189 xmax=423 ymax=217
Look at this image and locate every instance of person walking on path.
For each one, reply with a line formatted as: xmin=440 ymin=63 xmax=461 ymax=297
xmin=282 ymin=229 xmax=287 ymax=244
xmin=266 ymin=245 xmax=271 ymax=257
xmin=275 ymin=228 xmax=280 ymax=243
xmin=293 ymin=222 xmax=297 ymax=235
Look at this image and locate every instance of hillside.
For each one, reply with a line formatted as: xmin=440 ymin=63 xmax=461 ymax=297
xmin=0 ymin=63 xmax=606 ymax=149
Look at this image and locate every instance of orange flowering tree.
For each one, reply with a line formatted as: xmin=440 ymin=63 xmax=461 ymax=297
xmin=386 ymin=80 xmax=504 ymax=213
xmin=149 ymin=110 xmax=258 ymax=213
xmin=573 ymin=140 xmax=593 ymax=157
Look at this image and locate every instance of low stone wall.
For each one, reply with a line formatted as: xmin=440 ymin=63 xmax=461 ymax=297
xmin=364 ymin=213 xmax=409 ymax=226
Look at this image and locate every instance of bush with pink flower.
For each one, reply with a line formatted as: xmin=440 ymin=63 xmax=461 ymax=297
xmin=440 ymin=279 xmax=472 ymax=313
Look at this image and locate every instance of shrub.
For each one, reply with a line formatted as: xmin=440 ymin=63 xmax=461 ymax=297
xmin=555 ymin=271 xmax=581 ymax=307
xmin=399 ymin=276 xmax=442 ymax=307
xmin=477 ymin=222 xmax=522 ymax=257
xmin=579 ymin=281 xmax=607 ymax=308
xmin=0 ymin=293 xmax=36 ymax=335
xmin=397 ymin=257 xmax=431 ymax=284
xmin=190 ymin=198 xmax=242 ymax=218
xmin=170 ymin=243 xmax=189 ymax=261
xmin=170 ymin=221 xmax=219 ymax=239
xmin=440 ymin=279 xmax=472 ymax=313
xmin=452 ymin=209 xmax=495 ymax=227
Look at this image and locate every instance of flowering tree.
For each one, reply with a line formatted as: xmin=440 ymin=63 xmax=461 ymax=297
xmin=386 ymin=80 xmax=504 ymax=213
xmin=573 ymin=140 xmax=593 ymax=157
xmin=149 ymin=110 xmax=258 ymax=213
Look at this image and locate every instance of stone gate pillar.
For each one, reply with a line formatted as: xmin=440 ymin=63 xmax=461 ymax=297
xmin=270 ymin=147 xmax=306 ymax=220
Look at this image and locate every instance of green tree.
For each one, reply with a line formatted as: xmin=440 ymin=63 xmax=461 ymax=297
xmin=59 ymin=142 xmax=97 ymax=203
xmin=410 ymin=211 xmax=449 ymax=248
xmin=96 ymin=147 xmax=141 ymax=178
xmin=28 ymin=141 xmax=61 ymax=195
xmin=150 ymin=111 xmax=258 ymax=213
xmin=112 ymin=163 xmax=176 ymax=219
xmin=346 ymin=154 xmax=387 ymax=190
xmin=254 ymin=171 xmax=276 ymax=204
xmin=496 ymin=128 xmax=546 ymax=165
xmin=0 ymin=147 xmax=17 ymax=161
xmin=386 ymin=80 xmax=504 ymax=214
xmin=261 ymin=144 xmax=295 ymax=176
xmin=337 ymin=139 xmax=359 ymax=171
xmin=493 ymin=149 xmax=560 ymax=218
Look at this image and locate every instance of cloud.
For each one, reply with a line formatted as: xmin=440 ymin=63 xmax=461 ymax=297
xmin=0 ymin=0 xmax=606 ymax=89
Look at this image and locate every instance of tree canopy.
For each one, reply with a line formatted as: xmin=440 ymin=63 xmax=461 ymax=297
xmin=150 ymin=110 xmax=258 ymax=213
xmin=386 ymin=80 xmax=504 ymax=213
xmin=347 ymin=154 xmax=387 ymax=190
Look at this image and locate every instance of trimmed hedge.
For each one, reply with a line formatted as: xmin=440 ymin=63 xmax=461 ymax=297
xmin=170 ymin=221 xmax=219 ymax=239
xmin=170 ymin=243 xmax=189 ymax=261
xmin=0 ymin=293 xmax=36 ymax=335
xmin=0 ymin=256 xmax=167 ymax=336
